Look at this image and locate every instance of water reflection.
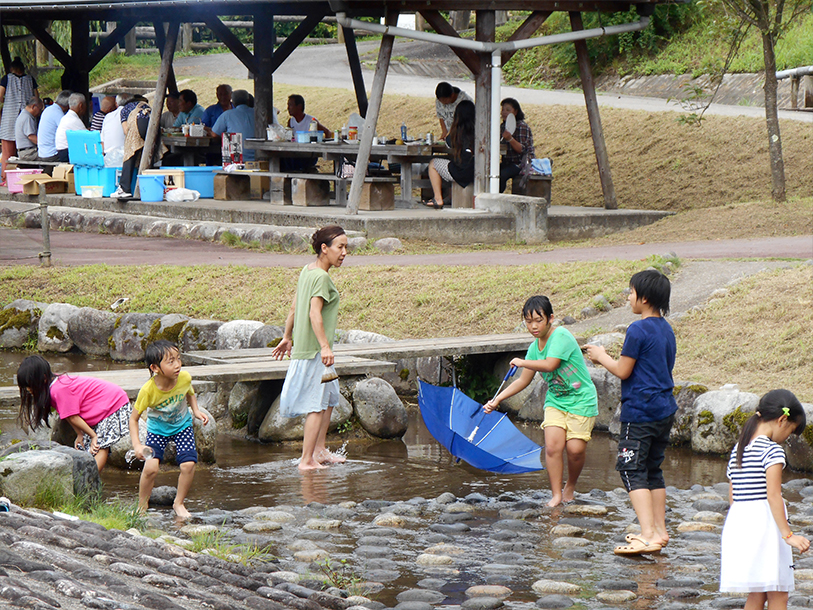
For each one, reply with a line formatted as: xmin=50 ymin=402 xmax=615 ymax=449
xmin=89 ymin=410 xmax=733 ymax=512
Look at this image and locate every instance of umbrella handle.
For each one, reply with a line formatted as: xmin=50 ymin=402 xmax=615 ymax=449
xmin=470 ymin=365 xmax=518 ymax=419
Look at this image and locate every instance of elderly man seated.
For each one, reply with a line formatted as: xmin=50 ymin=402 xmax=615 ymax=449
xmin=207 ymin=89 xmax=254 ymax=161
xmin=14 ymin=96 xmax=44 ymax=161
xmin=201 ymin=84 xmax=232 ymax=128
xmin=55 ymin=92 xmax=87 ymax=162
xmin=37 ymin=90 xmax=70 ymax=162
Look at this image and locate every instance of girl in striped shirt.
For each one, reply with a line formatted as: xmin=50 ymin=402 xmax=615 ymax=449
xmin=720 ymin=389 xmax=809 ymax=607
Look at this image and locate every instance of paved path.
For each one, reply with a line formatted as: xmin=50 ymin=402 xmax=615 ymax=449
xmin=2 ymin=227 xmax=811 ymax=268
xmin=174 ymin=42 xmax=813 ymax=123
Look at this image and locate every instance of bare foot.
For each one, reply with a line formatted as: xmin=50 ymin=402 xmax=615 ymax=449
xmin=173 ymin=503 xmax=191 ymax=520
xmin=547 ymin=494 xmax=563 ymax=508
xmin=316 ymin=450 xmax=346 ymax=464
xmin=298 ymin=460 xmax=327 ymax=471
xmin=562 ymin=485 xmax=576 ymax=503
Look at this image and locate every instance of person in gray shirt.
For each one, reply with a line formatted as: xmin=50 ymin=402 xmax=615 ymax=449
xmin=14 ymin=96 xmax=44 ymax=160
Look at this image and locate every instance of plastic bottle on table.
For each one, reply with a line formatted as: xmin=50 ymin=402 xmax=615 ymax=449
xmin=401 ymin=122 xmax=407 ymax=141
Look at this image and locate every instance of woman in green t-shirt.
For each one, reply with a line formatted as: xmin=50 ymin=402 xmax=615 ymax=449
xmin=485 ymin=295 xmax=598 ymax=507
xmin=273 ymin=226 xmax=348 ymax=471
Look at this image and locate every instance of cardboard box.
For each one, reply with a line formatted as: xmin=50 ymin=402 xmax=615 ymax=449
xmin=56 ymin=164 xmax=75 ymax=193
xmin=19 ymin=165 xmax=73 ymax=195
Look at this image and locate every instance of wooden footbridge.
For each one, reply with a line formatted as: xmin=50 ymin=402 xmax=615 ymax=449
xmin=0 ymin=333 xmax=530 ymax=409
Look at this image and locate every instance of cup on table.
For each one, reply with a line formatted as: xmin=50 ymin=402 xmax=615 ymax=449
xmin=182 ymin=124 xmax=190 ymax=136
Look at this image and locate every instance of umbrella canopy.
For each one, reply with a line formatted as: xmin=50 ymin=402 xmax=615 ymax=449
xmin=418 ymin=380 xmax=544 ymax=474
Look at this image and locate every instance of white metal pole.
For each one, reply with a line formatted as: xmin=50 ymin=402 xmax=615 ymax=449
xmin=490 ymin=49 xmax=502 ymax=194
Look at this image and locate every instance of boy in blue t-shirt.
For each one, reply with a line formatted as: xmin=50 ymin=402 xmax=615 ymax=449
xmin=586 ymin=269 xmax=677 ymax=556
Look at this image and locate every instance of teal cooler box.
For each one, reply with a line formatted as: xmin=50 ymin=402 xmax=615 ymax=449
xmin=161 ymin=166 xmax=220 ymax=198
xmin=66 ymin=130 xmax=121 ymax=196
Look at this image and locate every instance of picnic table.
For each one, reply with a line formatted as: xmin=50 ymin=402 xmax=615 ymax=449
xmin=162 ymin=134 xmax=220 ymax=166
xmin=245 ymin=139 xmax=449 ymax=204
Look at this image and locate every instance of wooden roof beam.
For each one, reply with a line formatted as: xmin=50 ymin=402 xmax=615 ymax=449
xmin=419 ymin=10 xmax=481 ymax=76
xmin=22 ymin=19 xmax=75 ymax=71
xmin=204 ymin=16 xmax=259 ymax=75
xmin=88 ymin=16 xmax=138 ymax=70
xmin=501 ymin=10 xmax=551 ymax=65
xmin=269 ymin=12 xmax=325 ymax=73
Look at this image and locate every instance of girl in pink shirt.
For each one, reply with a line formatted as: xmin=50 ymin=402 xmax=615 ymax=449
xmin=17 ymin=355 xmax=132 ymax=471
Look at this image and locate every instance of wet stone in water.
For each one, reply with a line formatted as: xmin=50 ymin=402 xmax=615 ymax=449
xmin=557 ymin=517 xmax=604 ymax=530
xmin=355 ymin=546 xmax=392 ymax=559
xmin=596 ymin=590 xmax=637 ymax=603
xmin=256 ymin=510 xmax=296 ymax=522
xmin=493 ymin=520 xmax=530 ymax=531
xmin=417 ymin=578 xmax=447 ymax=590
xmin=491 ymin=553 xmax=524 ymax=565
xmin=439 ymin=513 xmax=475 ymax=523
xmin=656 ymin=578 xmax=706 ymax=588
xmin=366 ymin=569 xmax=400 ymax=583
xmin=429 ymin=523 xmax=470 ymax=535
xmin=357 ymin=536 xmax=392 ymax=547
xmin=461 ymin=597 xmax=504 ymax=610
xmin=692 ymin=499 xmax=729 ymax=513
xmin=531 ymin=580 xmax=581 ymax=595
xmin=549 ymin=524 xmax=584 ymax=537
xmin=416 ymin=554 xmax=454 ymax=566
xmin=396 ymin=589 xmax=446 ymax=603
xmin=243 ymin=521 xmax=283 ymax=533
xmin=394 ymin=602 xmax=434 ymax=610
xmin=491 ymin=530 xmax=518 ymax=541
xmin=535 ymin=594 xmax=574 ymax=608
xmin=465 ymin=585 xmax=512 ymax=599
xmin=552 ymin=537 xmax=589 ymax=548
xmin=664 ymin=588 xmax=703 ymax=598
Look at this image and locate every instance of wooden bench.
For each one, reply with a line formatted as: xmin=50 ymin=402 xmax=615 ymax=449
xmin=512 ymin=174 xmax=552 ymax=204
xmin=214 ymin=170 xmax=397 ymax=209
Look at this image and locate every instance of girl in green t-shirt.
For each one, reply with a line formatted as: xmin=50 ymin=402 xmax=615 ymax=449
xmin=485 ymin=295 xmax=598 ymax=507
xmin=273 ymin=225 xmax=348 ymax=471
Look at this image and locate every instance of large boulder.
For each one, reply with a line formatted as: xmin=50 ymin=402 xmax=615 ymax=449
xmin=0 ymin=443 xmax=100 ymax=504
xmin=492 ymin=353 xmax=531 ymax=415
xmin=179 ymin=318 xmax=223 ymax=352
xmin=691 ymin=386 xmax=759 ymax=454
xmin=162 ymin=406 xmax=217 ymax=464
xmin=228 ymin=381 xmax=263 ymax=430
xmin=109 ymin=312 xmax=162 ymax=361
xmin=249 ymin=325 xmax=284 ymax=349
xmin=216 ymin=320 xmax=265 ymax=350
xmin=518 ymin=380 xmax=546 ymax=422
xmin=67 ymin=307 xmax=117 ymax=356
xmin=353 ymin=377 xmax=408 ymax=439
xmin=0 ymin=299 xmax=46 ymax=348
xmin=146 ymin=314 xmax=189 ymax=345
xmin=258 ymin=393 xmax=352 ymax=441
xmin=197 ymin=383 xmax=232 ymax=421
xmin=784 ymin=402 xmax=813 ymax=473
xmin=671 ymin=382 xmax=708 ymax=445
xmin=590 ymin=367 xmax=621 ymax=431
xmin=337 ymin=329 xmax=417 ymax=393
xmin=38 ymin=303 xmax=80 ymax=352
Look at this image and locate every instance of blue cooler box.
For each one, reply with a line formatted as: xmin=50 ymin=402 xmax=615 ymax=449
xmin=67 ymin=130 xmax=122 ymax=197
xmin=161 ymin=166 xmax=220 ymax=198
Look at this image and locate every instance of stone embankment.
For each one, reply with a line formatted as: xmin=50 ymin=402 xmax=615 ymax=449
xmin=4 ymin=480 xmax=813 ymax=610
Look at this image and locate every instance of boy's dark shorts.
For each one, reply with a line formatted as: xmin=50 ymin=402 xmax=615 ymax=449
xmin=616 ymin=414 xmax=675 ymax=492
xmin=145 ymin=425 xmax=198 ymax=464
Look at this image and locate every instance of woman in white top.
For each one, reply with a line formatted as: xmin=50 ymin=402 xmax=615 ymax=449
xmin=0 ymin=57 xmax=38 ymax=183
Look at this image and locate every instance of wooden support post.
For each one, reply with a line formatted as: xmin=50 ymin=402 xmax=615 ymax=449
xmin=138 ymin=21 xmax=179 ymax=184
xmin=68 ymin=18 xmax=90 ymax=119
xmin=152 ymin=21 xmax=178 ymax=95
xmin=346 ymin=12 xmax=398 ymax=215
xmin=253 ymin=6 xmax=275 ymax=138
xmin=106 ymin=22 xmax=119 ymax=54
xmin=474 ymin=10 xmax=495 ymax=196
xmin=790 ymin=75 xmax=799 ymax=109
xmin=0 ymin=21 xmax=11 ymax=72
xmin=337 ymin=23 xmax=345 ymax=44
xmin=182 ymin=23 xmax=192 ymax=53
xmin=416 ymin=13 xmax=426 ymax=32
xmin=570 ymin=12 xmax=617 ymax=210
xmin=125 ymin=27 xmax=136 ymax=56
xmin=343 ymin=27 xmax=368 ymax=117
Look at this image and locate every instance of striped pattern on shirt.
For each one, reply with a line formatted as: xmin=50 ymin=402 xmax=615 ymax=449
xmin=727 ymin=435 xmax=785 ymax=502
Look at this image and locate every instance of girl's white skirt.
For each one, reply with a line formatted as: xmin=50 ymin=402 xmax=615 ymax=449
xmin=720 ymin=499 xmax=794 ymax=593
xmin=279 ymin=354 xmax=339 ymax=418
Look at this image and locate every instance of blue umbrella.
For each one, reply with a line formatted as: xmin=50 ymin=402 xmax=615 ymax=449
xmin=418 ymin=378 xmax=544 ymax=474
